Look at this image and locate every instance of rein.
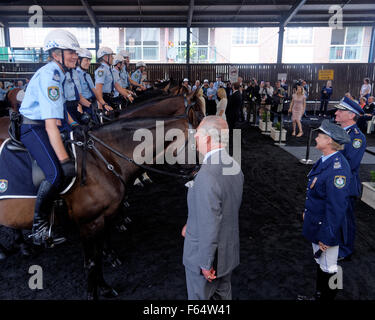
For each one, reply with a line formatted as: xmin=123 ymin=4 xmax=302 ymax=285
xmin=68 ymin=107 xmax=200 ymax=188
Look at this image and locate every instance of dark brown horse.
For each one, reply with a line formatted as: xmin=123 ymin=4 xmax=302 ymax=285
xmin=0 ymin=94 xmax=204 ymax=299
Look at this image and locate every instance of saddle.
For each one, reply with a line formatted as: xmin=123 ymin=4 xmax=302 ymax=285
xmin=6 ymin=112 xmax=76 ymax=191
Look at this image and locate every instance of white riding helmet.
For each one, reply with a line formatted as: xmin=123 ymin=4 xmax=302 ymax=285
xmin=203 ymin=79 xmax=209 ymax=83
xmin=136 ymin=61 xmax=147 ymax=68
xmin=112 ymin=54 xmax=124 ymax=66
xmin=183 ymin=78 xmax=189 ymax=82
xmin=97 ymin=47 xmax=114 ymax=60
xmin=77 ymin=48 xmax=92 ymax=59
xmin=119 ymin=50 xmax=129 ymax=58
xmin=43 ymin=29 xmax=80 ymax=52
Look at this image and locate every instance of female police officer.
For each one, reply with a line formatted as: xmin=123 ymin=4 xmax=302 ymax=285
xmin=19 ymin=29 xmax=79 ymax=246
xmin=299 ymin=120 xmax=351 ymax=300
xmin=76 ymin=48 xmax=111 ymax=118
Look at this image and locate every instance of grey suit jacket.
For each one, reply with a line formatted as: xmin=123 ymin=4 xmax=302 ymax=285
xmin=183 ymin=149 xmax=244 ymax=277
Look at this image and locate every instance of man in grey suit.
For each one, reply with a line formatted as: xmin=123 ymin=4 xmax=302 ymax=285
xmin=182 ymin=116 xmax=244 ymax=300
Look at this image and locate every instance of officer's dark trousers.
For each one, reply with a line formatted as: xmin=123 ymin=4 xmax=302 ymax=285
xmin=185 ymin=268 xmax=232 ymax=300
xmin=316 ymin=265 xmax=338 ymax=300
xmin=339 ymin=197 xmax=357 ymax=258
xmin=320 ymin=99 xmax=329 ymax=114
xmin=20 ymin=124 xmax=62 ymax=189
xmin=65 ymin=101 xmax=82 ymax=124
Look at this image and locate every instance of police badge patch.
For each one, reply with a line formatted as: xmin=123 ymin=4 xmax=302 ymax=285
xmin=48 ymin=86 xmax=60 ymax=101
xmin=0 ymin=179 xmax=8 ymax=193
xmin=98 ymin=70 xmax=104 ymax=77
xmin=352 ymin=138 xmax=362 ymax=149
xmin=334 ymin=175 xmax=346 ymax=189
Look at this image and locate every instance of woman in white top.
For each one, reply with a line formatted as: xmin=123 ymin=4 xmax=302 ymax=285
xmin=360 ymin=78 xmax=372 ymax=100
xmin=216 ymin=87 xmax=228 ymax=120
xmin=196 ymin=87 xmax=206 ymax=116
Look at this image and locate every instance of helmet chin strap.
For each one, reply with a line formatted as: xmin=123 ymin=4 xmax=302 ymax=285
xmin=54 ymin=49 xmax=71 ymax=72
xmin=104 ymin=55 xmax=111 ymax=66
xmin=79 ymin=58 xmax=88 ymax=71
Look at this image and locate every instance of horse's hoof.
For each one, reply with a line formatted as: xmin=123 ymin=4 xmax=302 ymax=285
xmin=99 ymin=285 xmax=119 ymax=298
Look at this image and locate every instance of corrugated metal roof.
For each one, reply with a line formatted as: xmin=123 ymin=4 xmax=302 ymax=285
xmin=0 ymin=0 xmax=374 ymax=28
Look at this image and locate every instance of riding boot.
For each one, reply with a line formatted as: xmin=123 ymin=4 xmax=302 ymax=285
xmin=30 ymin=180 xmax=66 ymax=247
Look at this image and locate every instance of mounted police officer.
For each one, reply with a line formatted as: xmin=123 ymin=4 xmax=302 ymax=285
xmin=111 ymin=54 xmax=134 ymax=109
xmin=131 ymin=61 xmax=147 ymax=92
xmin=76 ymin=48 xmax=110 ymax=118
xmin=334 ymin=96 xmax=366 ymax=261
xmin=119 ymin=50 xmax=145 ymax=92
xmin=19 ymin=29 xmax=79 ymax=246
xmin=299 ymin=120 xmax=351 ymax=300
xmin=63 ymin=49 xmax=92 ymax=125
xmin=95 ymin=47 xmax=133 ymax=111
xmin=94 ymin=47 xmax=117 ymax=111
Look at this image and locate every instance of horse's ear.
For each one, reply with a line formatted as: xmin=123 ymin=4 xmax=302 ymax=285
xmin=186 ymin=88 xmax=197 ymax=104
xmin=162 ymin=81 xmax=171 ymax=94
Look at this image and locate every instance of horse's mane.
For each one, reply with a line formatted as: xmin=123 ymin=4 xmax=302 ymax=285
xmin=95 ymin=115 xmax=185 ymax=136
xmin=131 ymin=88 xmax=168 ymax=105
xmin=120 ymin=94 xmax=185 ymax=116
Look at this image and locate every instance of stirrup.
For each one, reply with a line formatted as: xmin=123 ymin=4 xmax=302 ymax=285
xmin=28 ymin=222 xmax=66 ymax=248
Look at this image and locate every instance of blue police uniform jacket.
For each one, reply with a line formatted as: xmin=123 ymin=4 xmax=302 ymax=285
xmin=76 ymin=66 xmax=95 ymax=100
xmin=131 ymin=69 xmax=142 ymax=85
xmin=302 ymin=152 xmax=351 ymax=247
xmin=63 ymin=68 xmax=81 ymax=102
xmin=19 ymin=61 xmax=66 ymax=120
xmin=120 ymin=65 xmax=129 ymax=88
xmin=95 ymin=62 xmax=114 ymax=94
xmin=112 ymin=67 xmax=123 ymax=98
xmin=340 ymin=124 xmax=366 ymax=197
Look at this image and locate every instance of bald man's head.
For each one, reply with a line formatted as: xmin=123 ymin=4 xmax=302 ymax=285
xmin=197 ymin=116 xmax=229 ymax=145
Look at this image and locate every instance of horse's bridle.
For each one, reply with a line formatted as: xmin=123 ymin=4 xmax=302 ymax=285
xmin=69 ymin=99 xmax=202 ymax=187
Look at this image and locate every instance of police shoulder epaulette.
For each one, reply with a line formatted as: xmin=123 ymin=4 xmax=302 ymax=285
xmin=333 ymin=157 xmax=342 ymax=169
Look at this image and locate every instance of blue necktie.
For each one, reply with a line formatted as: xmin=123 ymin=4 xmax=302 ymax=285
xmin=110 ymin=69 xmax=114 ymax=93
xmin=65 ymin=70 xmax=80 ymax=101
xmin=84 ymin=73 xmax=95 ymax=99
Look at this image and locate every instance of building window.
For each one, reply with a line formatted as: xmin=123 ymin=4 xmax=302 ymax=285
xmin=0 ymin=27 xmax=4 ymax=47
xmin=285 ymin=27 xmax=313 ymax=44
xmin=171 ymin=27 xmax=211 ymax=62
xmin=125 ymin=28 xmax=160 ymax=61
xmin=329 ymin=27 xmax=363 ymax=61
xmin=232 ymin=28 xmax=259 ymax=45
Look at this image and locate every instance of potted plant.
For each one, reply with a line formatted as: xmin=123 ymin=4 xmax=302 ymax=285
xmin=361 ymin=170 xmax=375 ymax=209
xmin=270 ymin=122 xmax=287 ymax=141
xmin=259 ymin=111 xmax=272 ymax=132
